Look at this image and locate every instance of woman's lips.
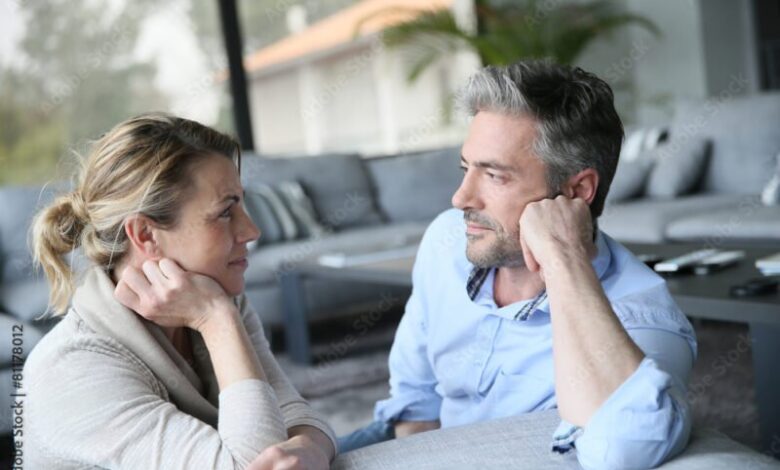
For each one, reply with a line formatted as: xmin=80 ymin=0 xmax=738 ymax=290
xmin=229 ymin=257 xmax=248 ymax=268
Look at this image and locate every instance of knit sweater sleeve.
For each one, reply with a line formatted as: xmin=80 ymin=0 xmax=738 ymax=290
xmin=25 ymin=335 xmax=287 ymax=469
xmin=237 ymin=294 xmax=338 ymax=453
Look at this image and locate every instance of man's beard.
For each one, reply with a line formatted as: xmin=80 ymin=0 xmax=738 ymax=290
xmin=463 ymin=211 xmax=525 ymax=268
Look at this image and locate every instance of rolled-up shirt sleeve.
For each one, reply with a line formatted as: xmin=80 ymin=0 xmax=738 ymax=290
xmin=553 ymin=325 xmax=695 ymax=470
xmin=374 ymin=238 xmax=442 ymax=424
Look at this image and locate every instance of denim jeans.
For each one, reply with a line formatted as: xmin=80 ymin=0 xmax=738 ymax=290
xmin=337 ymin=420 xmax=395 ymax=453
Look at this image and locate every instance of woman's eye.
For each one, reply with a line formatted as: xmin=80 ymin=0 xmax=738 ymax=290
xmin=459 ymin=166 xmax=467 ymax=173
xmin=219 ymin=207 xmax=232 ymax=218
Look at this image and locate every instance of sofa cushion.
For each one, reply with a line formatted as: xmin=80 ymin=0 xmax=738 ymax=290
xmin=366 ymin=147 xmax=462 ymax=223
xmin=240 ymin=153 xmax=383 ymax=230
xmin=665 ymin=196 xmax=780 ymax=244
xmin=646 ymin=138 xmax=711 ymax=198
xmin=600 ymin=195 xmax=746 ymax=244
xmin=670 ymin=92 xmax=780 ymax=195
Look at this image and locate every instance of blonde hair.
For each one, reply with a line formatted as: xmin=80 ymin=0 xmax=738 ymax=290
xmin=32 ymin=113 xmax=240 ymax=315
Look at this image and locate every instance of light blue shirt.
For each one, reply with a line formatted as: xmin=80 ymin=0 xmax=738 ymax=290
xmin=375 ymin=209 xmax=697 ymax=469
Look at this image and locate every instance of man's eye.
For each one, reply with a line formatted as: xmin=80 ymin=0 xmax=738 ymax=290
xmin=219 ymin=207 xmax=232 ymax=218
xmin=459 ymin=166 xmax=468 ymax=173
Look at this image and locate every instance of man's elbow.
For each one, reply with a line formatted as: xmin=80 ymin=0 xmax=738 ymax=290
xmin=575 ymin=404 xmax=692 ymax=470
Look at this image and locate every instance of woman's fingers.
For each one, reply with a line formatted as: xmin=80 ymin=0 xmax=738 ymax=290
xmin=158 ymin=257 xmax=184 ymax=281
xmin=141 ymin=259 xmax=167 ymax=287
xmin=113 ymin=279 xmax=141 ymax=311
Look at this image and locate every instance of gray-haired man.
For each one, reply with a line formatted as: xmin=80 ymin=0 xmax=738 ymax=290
xmin=339 ymin=61 xmax=696 ymax=469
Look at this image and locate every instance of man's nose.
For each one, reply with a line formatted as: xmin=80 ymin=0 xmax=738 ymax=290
xmin=452 ymin=172 xmax=479 ymax=210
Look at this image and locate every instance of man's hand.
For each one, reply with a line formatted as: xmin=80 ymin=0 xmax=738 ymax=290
xmin=394 ymin=420 xmax=440 ymax=438
xmin=248 ymin=435 xmax=329 ymax=470
xmin=518 ymin=195 xmax=595 ymax=279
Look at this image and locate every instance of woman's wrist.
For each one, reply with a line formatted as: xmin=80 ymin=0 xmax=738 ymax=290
xmin=191 ymin=301 xmax=238 ymax=335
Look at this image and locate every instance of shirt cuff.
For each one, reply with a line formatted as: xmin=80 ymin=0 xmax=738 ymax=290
xmin=374 ymin=390 xmax=442 ymax=424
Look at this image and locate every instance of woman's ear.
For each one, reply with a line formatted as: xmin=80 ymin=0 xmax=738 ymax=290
xmin=123 ymin=215 xmax=162 ymax=260
xmin=564 ymin=168 xmax=599 ymax=205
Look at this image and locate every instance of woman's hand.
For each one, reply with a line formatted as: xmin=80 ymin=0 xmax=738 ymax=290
xmin=247 ymin=435 xmax=330 ymax=470
xmin=113 ymin=258 xmax=233 ymax=332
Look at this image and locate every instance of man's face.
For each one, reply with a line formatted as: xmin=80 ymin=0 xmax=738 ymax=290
xmin=452 ymin=111 xmax=552 ymax=268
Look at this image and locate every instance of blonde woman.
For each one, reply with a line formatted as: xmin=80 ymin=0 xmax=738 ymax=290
xmin=23 ymin=113 xmax=336 ymax=469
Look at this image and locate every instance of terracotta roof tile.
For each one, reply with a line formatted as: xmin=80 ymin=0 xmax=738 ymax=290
xmin=244 ymin=0 xmax=453 ymax=73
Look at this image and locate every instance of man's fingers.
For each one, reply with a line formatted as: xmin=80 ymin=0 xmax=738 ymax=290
xmin=519 ymin=226 xmax=539 ymax=272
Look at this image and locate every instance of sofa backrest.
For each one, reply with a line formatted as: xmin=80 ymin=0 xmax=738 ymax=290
xmin=240 ymin=152 xmax=384 ymax=230
xmin=366 ymin=146 xmax=462 ymax=223
xmin=0 ymin=185 xmax=60 ymax=281
xmin=670 ymin=92 xmax=780 ymax=195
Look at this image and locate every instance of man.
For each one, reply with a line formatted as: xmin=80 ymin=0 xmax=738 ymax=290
xmin=339 ymin=61 xmax=696 ymax=469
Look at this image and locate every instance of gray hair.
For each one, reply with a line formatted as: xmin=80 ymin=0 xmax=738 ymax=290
xmin=456 ymin=60 xmax=624 ymax=219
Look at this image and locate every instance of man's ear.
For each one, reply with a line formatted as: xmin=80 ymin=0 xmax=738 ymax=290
xmin=123 ymin=215 xmax=162 ymax=260
xmin=563 ymin=168 xmax=599 ymax=205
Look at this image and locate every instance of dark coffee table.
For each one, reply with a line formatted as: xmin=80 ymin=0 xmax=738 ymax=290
xmin=280 ymin=243 xmax=780 ymax=456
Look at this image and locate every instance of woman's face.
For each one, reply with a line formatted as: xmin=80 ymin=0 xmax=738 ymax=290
xmin=154 ymin=154 xmax=259 ymax=296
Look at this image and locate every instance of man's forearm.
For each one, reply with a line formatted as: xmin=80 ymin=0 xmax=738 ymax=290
xmin=546 ymin=251 xmax=644 ymax=427
xmin=394 ymin=420 xmax=440 ymax=438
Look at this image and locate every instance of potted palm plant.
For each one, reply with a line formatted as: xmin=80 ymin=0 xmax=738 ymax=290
xmin=359 ymin=0 xmax=659 ymax=82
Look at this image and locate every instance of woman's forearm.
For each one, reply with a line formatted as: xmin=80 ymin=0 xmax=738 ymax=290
xmin=288 ymin=425 xmax=336 ymax=461
xmin=198 ymin=304 xmax=267 ymax=390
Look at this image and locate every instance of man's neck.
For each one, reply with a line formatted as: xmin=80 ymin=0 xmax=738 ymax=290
xmin=493 ymin=265 xmax=545 ymax=308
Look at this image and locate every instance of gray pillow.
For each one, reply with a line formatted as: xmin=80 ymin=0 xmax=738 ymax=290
xmin=244 ymin=190 xmax=284 ymax=246
xmin=646 ymin=138 xmax=711 ymax=198
xmin=606 ymin=158 xmax=654 ymax=203
xmin=244 ymin=182 xmax=327 ymax=247
xmin=275 ymin=181 xmax=327 ymax=238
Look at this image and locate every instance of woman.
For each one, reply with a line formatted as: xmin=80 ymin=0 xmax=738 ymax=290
xmin=23 ymin=113 xmax=336 ymax=468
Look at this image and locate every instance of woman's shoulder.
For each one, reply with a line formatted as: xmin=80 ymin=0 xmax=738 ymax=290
xmin=24 ymin=310 xmax=160 ymax=391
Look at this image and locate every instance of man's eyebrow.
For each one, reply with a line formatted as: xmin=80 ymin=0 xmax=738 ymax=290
xmin=218 ymin=194 xmax=240 ymax=206
xmin=460 ymin=155 xmax=516 ymax=172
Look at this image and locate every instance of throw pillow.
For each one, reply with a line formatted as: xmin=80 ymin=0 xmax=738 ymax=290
xmin=244 ymin=190 xmax=285 ymax=246
xmin=760 ymin=153 xmax=780 ymax=206
xmin=645 ymin=137 xmax=711 ymax=198
xmin=606 ymin=157 xmax=654 ymax=204
xmin=275 ymin=181 xmax=327 ymax=237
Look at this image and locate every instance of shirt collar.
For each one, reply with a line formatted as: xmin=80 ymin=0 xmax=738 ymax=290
xmin=465 ymin=231 xmax=613 ymax=321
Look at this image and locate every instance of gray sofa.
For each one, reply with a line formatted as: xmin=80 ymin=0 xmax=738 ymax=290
xmin=0 ymin=186 xmax=61 ymax=434
xmin=601 ymin=92 xmax=780 ymax=246
xmin=333 ymin=409 xmax=780 ymax=469
xmin=239 ymin=147 xmax=463 ymax=329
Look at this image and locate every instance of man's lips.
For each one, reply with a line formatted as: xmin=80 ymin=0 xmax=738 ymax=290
xmin=466 ymin=224 xmax=493 ymax=234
